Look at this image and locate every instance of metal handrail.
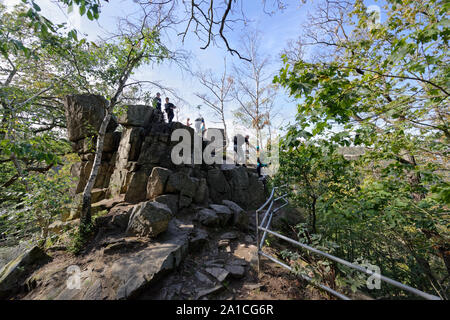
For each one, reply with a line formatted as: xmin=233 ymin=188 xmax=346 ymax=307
xmin=255 ymin=186 xmax=442 ymax=301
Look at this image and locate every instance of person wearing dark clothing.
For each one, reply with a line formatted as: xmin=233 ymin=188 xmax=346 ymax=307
xmin=164 ymin=97 xmax=176 ymax=123
xmin=256 ymin=157 xmax=268 ymax=177
xmin=244 ymin=135 xmax=250 ymax=167
xmin=152 ymin=93 xmax=161 ymax=111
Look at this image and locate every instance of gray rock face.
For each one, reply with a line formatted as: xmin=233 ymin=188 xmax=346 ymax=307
xmin=126 ymin=201 xmax=173 ymax=237
xmin=207 ymin=169 xmax=231 ymax=203
xmin=166 ymin=172 xmax=198 ymax=197
xmin=137 ymin=135 xmax=171 ymax=167
xmin=71 ymin=161 xmax=114 ymax=194
xmin=64 ymin=94 xmax=118 ymax=142
xmin=247 ymin=173 xmax=266 ymax=209
xmin=112 ymin=220 xmax=192 ymax=299
xmin=64 ymin=94 xmax=267 ymax=222
xmin=194 ymin=178 xmax=209 ymax=205
xmin=109 ymin=127 xmax=144 ymax=197
xmin=0 ymin=246 xmax=51 ymax=299
xmin=224 ymin=264 xmax=245 ymax=278
xmin=197 ymin=208 xmax=220 ymax=227
xmin=27 ymin=220 xmax=193 ymax=300
xmin=124 ymin=169 xmax=152 ymax=203
xmin=227 ymin=166 xmax=250 ymax=206
xmin=147 ymin=167 xmax=172 ymax=199
xmin=118 ymin=105 xmax=153 ymax=127
xmin=204 ymin=267 xmax=229 ymax=282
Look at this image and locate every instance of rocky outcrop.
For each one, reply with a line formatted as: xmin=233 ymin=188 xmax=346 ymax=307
xmin=64 ymin=94 xmax=266 ymax=221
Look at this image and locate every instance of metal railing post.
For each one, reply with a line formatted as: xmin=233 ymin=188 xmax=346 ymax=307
xmin=255 ymin=208 xmax=260 ymax=276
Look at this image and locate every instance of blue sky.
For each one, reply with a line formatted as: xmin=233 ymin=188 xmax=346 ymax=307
xmin=2 ymin=0 xmax=384 ymax=140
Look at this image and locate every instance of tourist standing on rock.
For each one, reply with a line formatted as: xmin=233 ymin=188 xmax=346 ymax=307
xmin=152 ymin=92 xmax=161 ymax=111
xmin=164 ymin=97 xmax=176 ymax=123
xmin=186 ymin=118 xmax=191 ymax=127
xmin=195 ymin=117 xmax=203 ymax=136
xmin=256 ymin=157 xmax=268 ymax=177
xmin=201 ymin=118 xmax=206 ymax=137
xmin=244 ymin=135 xmax=250 ymax=167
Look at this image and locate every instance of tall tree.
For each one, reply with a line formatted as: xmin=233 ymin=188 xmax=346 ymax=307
xmin=194 ymin=57 xmax=233 ymax=147
xmin=233 ymin=30 xmax=278 ymax=150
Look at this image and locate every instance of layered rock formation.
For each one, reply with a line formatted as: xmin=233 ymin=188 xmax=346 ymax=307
xmin=65 ymin=94 xmax=266 ymax=221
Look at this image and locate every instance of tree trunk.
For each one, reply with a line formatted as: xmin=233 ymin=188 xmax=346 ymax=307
xmin=79 ymin=108 xmax=112 ymax=229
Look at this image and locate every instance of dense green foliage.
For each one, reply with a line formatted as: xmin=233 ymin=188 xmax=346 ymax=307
xmin=0 ymin=4 xmax=81 ymax=244
xmin=273 ymin=0 xmax=449 ymax=298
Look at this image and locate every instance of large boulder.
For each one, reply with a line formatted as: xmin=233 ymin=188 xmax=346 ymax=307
xmin=95 ymin=203 xmax=134 ymax=232
xmin=124 ymin=169 xmax=152 ymax=203
xmin=110 ymin=219 xmax=192 ymax=299
xmin=166 ymin=171 xmax=198 ymax=198
xmin=226 ymin=167 xmax=250 ymax=207
xmin=196 ymin=208 xmax=220 ymax=227
xmin=118 ymin=105 xmax=153 ymax=127
xmin=0 ymin=246 xmax=51 ymax=299
xmin=209 ymin=204 xmax=233 ymax=226
xmin=65 ymin=94 xmax=117 ymax=142
xmin=222 ymin=200 xmax=248 ymax=230
xmin=146 ymin=167 xmax=172 ymax=199
xmin=126 ymin=201 xmax=173 ymax=238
